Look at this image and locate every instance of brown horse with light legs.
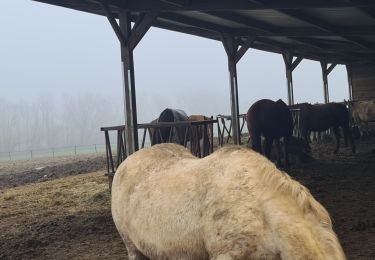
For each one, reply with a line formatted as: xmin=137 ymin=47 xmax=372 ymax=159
xmin=148 ymin=118 xmax=159 ymax=145
xmin=297 ymin=103 xmax=355 ymax=154
xmin=246 ymin=99 xmax=294 ymax=168
xmin=112 ymin=144 xmax=346 ymax=260
xmin=188 ymin=115 xmax=212 ymax=156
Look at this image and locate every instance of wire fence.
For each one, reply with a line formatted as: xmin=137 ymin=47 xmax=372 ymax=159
xmin=0 ymin=144 xmax=106 ymax=161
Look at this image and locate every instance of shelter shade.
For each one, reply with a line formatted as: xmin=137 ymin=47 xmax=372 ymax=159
xmin=34 ymin=0 xmax=375 ymax=64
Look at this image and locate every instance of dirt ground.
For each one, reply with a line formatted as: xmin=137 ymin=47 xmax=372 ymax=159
xmin=0 ymin=137 xmax=374 ymax=259
xmin=0 ymin=154 xmax=107 ymax=189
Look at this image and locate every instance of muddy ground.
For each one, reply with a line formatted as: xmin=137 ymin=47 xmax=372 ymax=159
xmin=0 ymin=137 xmax=374 ymax=259
xmin=0 ymin=154 xmax=107 ymax=189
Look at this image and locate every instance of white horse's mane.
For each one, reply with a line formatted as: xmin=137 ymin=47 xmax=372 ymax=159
xmin=213 ymin=145 xmax=344 ymax=258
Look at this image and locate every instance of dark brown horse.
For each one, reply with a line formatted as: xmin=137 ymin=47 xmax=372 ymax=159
xmin=298 ymin=102 xmax=355 ymax=154
xmin=246 ymin=99 xmax=294 ymax=168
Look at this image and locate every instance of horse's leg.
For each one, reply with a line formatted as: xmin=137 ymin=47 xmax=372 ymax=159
xmin=275 ymin=139 xmax=282 ymax=168
xmin=364 ymin=121 xmax=369 ymax=138
xmin=251 ymin=130 xmax=262 ymax=154
xmin=343 ymin=126 xmax=349 ymax=146
xmin=312 ymin=131 xmax=317 ymax=142
xmin=284 ymin=136 xmax=290 ymax=169
xmin=343 ymin=125 xmax=356 ymax=153
xmin=302 ymin=129 xmax=311 ymax=153
xmin=264 ymin=137 xmax=274 ymax=160
xmin=122 ymin=234 xmax=150 ymax=260
xmin=333 ymin=126 xmax=340 ymax=154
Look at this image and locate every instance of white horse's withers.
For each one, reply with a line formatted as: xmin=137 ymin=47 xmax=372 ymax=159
xmin=112 ymin=143 xmax=345 ymax=260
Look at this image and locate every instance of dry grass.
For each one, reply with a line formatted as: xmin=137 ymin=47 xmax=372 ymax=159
xmin=0 ymin=171 xmax=127 ymax=260
xmin=1 ymin=136 xmax=374 ymax=259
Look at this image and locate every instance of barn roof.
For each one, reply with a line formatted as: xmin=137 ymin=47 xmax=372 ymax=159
xmin=33 ymin=0 xmax=375 ymax=65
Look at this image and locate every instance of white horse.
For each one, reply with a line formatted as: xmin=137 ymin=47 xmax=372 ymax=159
xmin=112 ymin=143 xmax=345 ymax=260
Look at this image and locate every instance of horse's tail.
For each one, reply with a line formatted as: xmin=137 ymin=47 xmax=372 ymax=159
xmin=246 ymin=110 xmax=261 ymax=152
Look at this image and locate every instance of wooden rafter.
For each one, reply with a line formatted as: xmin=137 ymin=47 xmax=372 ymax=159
xmin=279 ymin=9 xmax=373 ymax=50
xmin=102 ymin=0 xmax=375 ymax=12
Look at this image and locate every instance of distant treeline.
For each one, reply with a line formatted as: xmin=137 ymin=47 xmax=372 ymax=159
xmin=0 ymin=93 xmax=123 ymax=153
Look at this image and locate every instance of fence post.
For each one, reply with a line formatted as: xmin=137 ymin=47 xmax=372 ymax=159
xmin=95 ymin=144 xmax=97 ymax=153
xmin=74 ymin=146 xmax=77 ymax=155
xmin=9 ymin=152 xmax=11 ymax=161
xmin=30 ymin=150 xmax=33 ymax=159
xmin=52 ymin=149 xmax=55 ymax=158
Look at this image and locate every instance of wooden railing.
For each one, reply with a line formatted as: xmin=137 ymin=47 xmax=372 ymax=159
xmin=289 ymin=108 xmax=302 ymax=138
xmin=216 ymin=114 xmax=247 ymax=146
xmin=101 ymin=119 xmax=217 ymax=190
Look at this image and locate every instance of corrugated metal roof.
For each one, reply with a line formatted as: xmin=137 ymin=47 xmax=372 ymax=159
xmin=307 ymin=8 xmax=375 ymax=26
xmin=32 ymin=0 xmax=375 ymax=65
xmin=237 ymin=10 xmax=313 ymax=27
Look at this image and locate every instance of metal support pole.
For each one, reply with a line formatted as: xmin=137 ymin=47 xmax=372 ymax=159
xmin=320 ymin=61 xmax=329 ymax=104
xmin=346 ymin=64 xmax=354 ymax=101
xmin=119 ymin=11 xmax=139 ymax=154
xmin=221 ymin=35 xmax=243 ymax=145
xmin=103 ymin=5 xmax=157 ymax=155
xmin=320 ymin=61 xmax=337 ymax=104
xmin=221 ymin=36 xmax=253 ymax=145
xmin=228 ymin=57 xmax=240 ymax=145
xmin=282 ymin=52 xmax=295 ymax=105
xmin=282 ymin=53 xmax=302 ymax=106
xmin=286 ymin=68 xmax=294 ymax=105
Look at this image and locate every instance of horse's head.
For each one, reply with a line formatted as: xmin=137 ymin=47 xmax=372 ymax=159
xmin=276 ymin=99 xmax=287 ymax=107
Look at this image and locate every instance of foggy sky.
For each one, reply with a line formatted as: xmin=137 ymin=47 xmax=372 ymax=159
xmin=1 ymin=0 xmax=350 ymax=125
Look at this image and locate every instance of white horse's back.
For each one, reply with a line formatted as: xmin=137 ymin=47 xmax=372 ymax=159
xmin=112 ymin=143 xmax=345 ymax=260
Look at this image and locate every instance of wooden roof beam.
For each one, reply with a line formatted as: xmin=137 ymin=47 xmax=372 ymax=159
xmin=257 ymin=38 xmax=347 ymax=63
xmin=153 ymin=19 xmax=220 ymax=41
xmin=161 ymin=13 xmax=331 ymax=52
xmin=101 ymin=2 xmax=158 ymax=51
xmin=245 ymin=0 xmax=374 ymax=50
xmin=201 ymin=12 xmax=330 ymax=52
xmin=160 ymin=13 xmax=238 ymax=34
xmin=279 ymin=9 xmax=374 ymax=50
xmin=360 ymin=7 xmax=375 ymax=20
xmin=205 ymin=11 xmax=273 ymax=35
xmin=206 ymin=11 xmax=375 ymax=38
xmin=95 ymin=0 xmax=375 ymax=12
xmin=154 ymin=14 xmax=352 ymax=63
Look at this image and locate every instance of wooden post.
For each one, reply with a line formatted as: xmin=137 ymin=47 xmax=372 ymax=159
xmin=282 ymin=51 xmax=303 ymax=105
xmin=346 ymin=64 xmax=354 ymax=101
xmin=102 ymin=4 xmax=158 ymax=156
xmin=320 ymin=61 xmax=337 ymax=104
xmin=321 ymin=61 xmax=329 ymax=104
xmin=221 ymin=35 xmax=253 ymax=145
xmin=119 ymin=11 xmax=138 ymax=155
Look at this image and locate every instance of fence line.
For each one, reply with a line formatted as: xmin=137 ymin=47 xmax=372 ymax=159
xmin=0 ymin=144 xmax=106 ymax=161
